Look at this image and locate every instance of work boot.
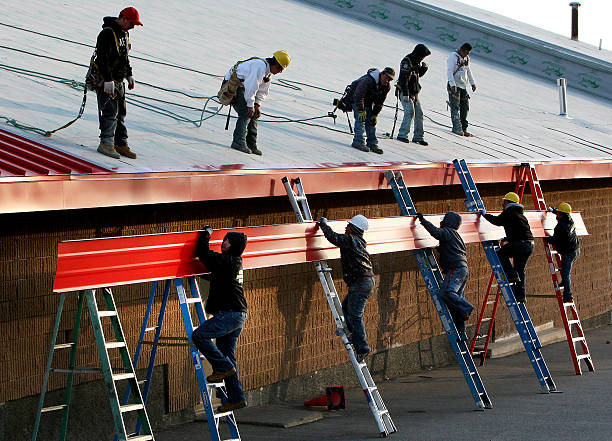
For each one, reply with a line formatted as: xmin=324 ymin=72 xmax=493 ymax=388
xmin=370 ymin=146 xmax=384 ymax=154
xmin=451 ymin=129 xmax=464 ymax=136
xmin=248 ymin=146 xmax=262 ymax=156
xmin=114 ymin=144 xmax=137 ymax=159
xmin=206 ymin=367 xmax=236 ymax=383
xmin=412 ymin=139 xmax=428 ymax=146
xmin=97 ymin=143 xmax=120 ymax=159
xmin=231 ymin=142 xmax=251 ymax=154
xmin=463 ymin=130 xmax=473 ymax=137
xmin=356 ymin=351 xmax=369 ymax=364
xmin=351 ymin=144 xmax=369 ymax=152
xmin=396 ymin=137 xmax=410 ymax=143
xmin=217 ymin=400 xmax=247 ymax=413
xmin=563 ymin=295 xmax=574 ymax=303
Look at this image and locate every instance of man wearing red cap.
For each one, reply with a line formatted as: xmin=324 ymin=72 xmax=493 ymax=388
xmin=93 ymin=7 xmax=142 ymax=159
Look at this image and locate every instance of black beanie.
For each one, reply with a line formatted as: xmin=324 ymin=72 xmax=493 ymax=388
xmin=224 ymin=232 xmax=247 ymax=256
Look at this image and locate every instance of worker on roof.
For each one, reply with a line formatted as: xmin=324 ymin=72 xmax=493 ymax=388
xmin=192 ymin=226 xmax=248 ymax=413
xmin=479 ymin=192 xmax=534 ymax=303
xmin=343 ymin=67 xmax=395 ymax=154
xmin=90 ymin=7 xmax=142 ymax=160
xmin=317 ymin=215 xmax=374 ymax=363
xmin=395 ymin=44 xmax=431 ymax=146
xmin=416 ymin=211 xmax=474 ymax=333
xmin=221 ymin=51 xmax=291 ymax=156
xmin=447 ymin=43 xmax=476 ymax=137
xmin=544 ymin=203 xmax=580 ymax=303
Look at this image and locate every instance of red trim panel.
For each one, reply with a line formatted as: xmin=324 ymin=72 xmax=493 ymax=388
xmin=53 ymin=211 xmax=588 ymax=293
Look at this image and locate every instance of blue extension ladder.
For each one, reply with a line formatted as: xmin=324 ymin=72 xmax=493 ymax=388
xmin=385 ymin=171 xmax=492 ymax=410
xmin=452 ymin=159 xmax=557 ymax=393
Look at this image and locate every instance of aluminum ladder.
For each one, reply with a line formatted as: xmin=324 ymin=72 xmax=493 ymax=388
xmin=120 ymin=277 xmax=241 ymax=441
xmin=452 ymin=159 xmax=557 ymax=393
xmin=385 ymin=170 xmax=492 ymax=410
xmin=282 ymin=176 xmax=397 ymax=438
xmin=516 ymin=163 xmax=594 ymax=374
xmin=32 ymin=289 xmax=154 ymax=441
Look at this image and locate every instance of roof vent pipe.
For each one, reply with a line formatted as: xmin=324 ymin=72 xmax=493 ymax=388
xmin=557 ymin=78 xmax=568 ymax=116
xmin=570 ymin=2 xmax=581 ymax=40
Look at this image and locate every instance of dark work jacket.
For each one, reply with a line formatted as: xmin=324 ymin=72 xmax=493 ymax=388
xmin=195 ymin=232 xmax=248 ymax=315
xmin=544 ymin=213 xmax=579 ymax=254
xmin=94 ymin=17 xmax=133 ymax=82
xmin=346 ymin=69 xmax=390 ymax=114
xmin=320 ymin=223 xmax=374 ymax=285
xmin=483 ymin=203 xmax=534 ymax=242
xmin=420 ymin=212 xmax=467 ymax=273
xmin=397 ymin=44 xmax=430 ymax=97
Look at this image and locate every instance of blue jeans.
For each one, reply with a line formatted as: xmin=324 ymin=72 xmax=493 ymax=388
xmin=342 ymin=277 xmax=374 ymax=354
xmin=560 ymin=249 xmax=579 ymax=298
xmin=497 ymin=240 xmax=535 ymax=301
xmin=447 ymin=83 xmax=469 ymax=132
xmin=192 ymin=311 xmax=247 ymax=402
xmin=439 ymin=266 xmax=473 ymax=331
xmin=397 ymin=93 xmax=424 ymax=141
xmin=231 ymin=86 xmax=258 ymax=149
xmin=351 ymin=105 xmax=377 ymax=148
xmin=96 ymin=81 xmax=128 ymax=146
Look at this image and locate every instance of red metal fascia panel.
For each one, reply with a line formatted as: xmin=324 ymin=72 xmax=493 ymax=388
xmin=53 ymin=211 xmax=588 ymax=293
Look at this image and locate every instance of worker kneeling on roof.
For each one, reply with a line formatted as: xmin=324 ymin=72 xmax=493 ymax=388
xmin=318 ymin=215 xmax=374 ymax=363
xmin=192 ymin=226 xmax=248 ymax=413
xmin=416 ymin=211 xmax=474 ymax=333
xmin=219 ymin=51 xmax=291 ymax=156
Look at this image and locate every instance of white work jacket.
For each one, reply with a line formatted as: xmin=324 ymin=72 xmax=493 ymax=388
xmin=224 ymin=58 xmax=272 ymax=108
xmin=447 ymin=51 xmax=475 ymax=90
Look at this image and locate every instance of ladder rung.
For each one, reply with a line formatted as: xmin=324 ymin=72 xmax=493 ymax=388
xmin=127 ymin=436 xmax=153 ymax=441
xmin=481 ymin=317 xmax=492 ymax=322
xmin=572 ymin=336 xmax=585 ymax=342
xmin=215 ymin=410 xmax=234 ymax=419
xmin=98 ymin=311 xmax=118 ymax=317
xmin=567 ymin=320 xmax=580 ymax=325
xmin=577 ymin=354 xmax=591 ymax=360
xmin=186 ymin=298 xmax=202 ymax=304
xmin=144 ymin=326 xmax=158 ymax=332
xmin=207 ymin=382 xmax=225 ymax=389
xmin=41 ymin=404 xmax=67 ymax=413
xmin=53 ymin=343 xmax=75 ymax=350
xmin=120 ymin=403 xmax=144 ymax=413
xmin=113 ymin=373 xmax=136 ymax=381
xmin=105 ymin=341 xmax=126 ymax=349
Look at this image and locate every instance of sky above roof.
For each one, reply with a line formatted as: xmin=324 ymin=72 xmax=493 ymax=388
xmin=456 ymin=0 xmax=612 ymax=50
xmin=0 ymin=0 xmax=611 ymax=175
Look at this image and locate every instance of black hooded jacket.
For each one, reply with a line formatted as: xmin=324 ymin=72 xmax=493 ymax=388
xmin=196 ymin=231 xmax=248 ymax=315
xmin=420 ymin=212 xmax=468 ymax=273
xmin=544 ymin=213 xmax=579 ymax=254
xmin=483 ymin=203 xmax=534 ymax=242
xmin=346 ymin=69 xmax=391 ymax=114
xmin=397 ymin=44 xmax=431 ymax=97
xmin=94 ymin=17 xmax=133 ymax=82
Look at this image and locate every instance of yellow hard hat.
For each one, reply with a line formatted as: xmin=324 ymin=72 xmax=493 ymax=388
xmin=557 ymin=202 xmax=572 ymax=214
xmin=273 ymin=50 xmax=291 ymax=69
xmin=503 ymin=192 xmax=520 ymax=203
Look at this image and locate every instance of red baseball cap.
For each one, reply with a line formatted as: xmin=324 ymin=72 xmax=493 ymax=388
xmin=120 ymin=7 xmax=143 ymax=26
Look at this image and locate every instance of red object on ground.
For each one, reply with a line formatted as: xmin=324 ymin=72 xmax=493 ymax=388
xmin=304 ymin=394 xmax=328 ymax=407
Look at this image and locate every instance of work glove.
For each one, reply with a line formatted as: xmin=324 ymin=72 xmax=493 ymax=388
xmin=127 ymin=76 xmax=135 ymax=90
xmin=369 ymin=114 xmax=377 ymax=126
xmin=253 ymin=103 xmax=261 ymax=119
xmin=471 ymin=84 xmax=477 ymax=92
xmin=478 ymin=208 xmax=486 ymax=215
xmin=318 ymin=217 xmax=327 ymax=225
xmin=202 ymin=225 xmax=213 ymax=236
xmin=103 ymin=81 xmax=115 ymax=97
xmin=357 ymin=110 xmax=367 ymax=122
xmin=394 ymin=83 xmax=401 ymax=97
xmin=415 ymin=212 xmax=425 ymax=222
xmin=246 ymin=107 xmax=255 ymax=119
xmin=418 ymin=62 xmax=428 ymax=76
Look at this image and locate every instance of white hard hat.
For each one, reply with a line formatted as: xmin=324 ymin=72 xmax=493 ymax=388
xmin=348 ymin=214 xmax=369 ymax=232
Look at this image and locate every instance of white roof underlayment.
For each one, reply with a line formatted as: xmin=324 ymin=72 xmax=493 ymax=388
xmin=0 ymin=0 xmax=611 ymax=173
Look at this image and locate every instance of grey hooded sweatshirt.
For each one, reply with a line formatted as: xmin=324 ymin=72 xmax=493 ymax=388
xmin=420 ymin=212 xmax=468 ymax=273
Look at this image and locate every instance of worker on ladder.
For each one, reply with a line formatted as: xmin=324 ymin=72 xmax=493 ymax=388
xmin=192 ymin=226 xmax=249 ymax=412
xmin=416 ymin=211 xmax=474 ymax=333
xmin=318 ymin=215 xmax=374 ymax=363
xmin=544 ymin=203 xmax=580 ymax=303
xmin=479 ymin=192 xmax=534 ymax=303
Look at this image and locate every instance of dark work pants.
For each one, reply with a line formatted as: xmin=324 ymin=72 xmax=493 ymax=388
xmin=96 ymin=81 xmax=128 ymax=147
xmin=497 ymin=240 xmax=535 ymax=301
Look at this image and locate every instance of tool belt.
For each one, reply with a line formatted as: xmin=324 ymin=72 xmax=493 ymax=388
xmin=217 ymin=72 xmax=243 ymax=105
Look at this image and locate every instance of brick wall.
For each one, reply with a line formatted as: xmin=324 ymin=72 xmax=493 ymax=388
xmin=1 ymin=178 xmax=610 ymax=416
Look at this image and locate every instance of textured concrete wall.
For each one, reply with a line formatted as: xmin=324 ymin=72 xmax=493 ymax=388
xmin=1 ymin=178 xmax=611 ymax=439
xmin=301 ymin=0 xmax=612 ymax=100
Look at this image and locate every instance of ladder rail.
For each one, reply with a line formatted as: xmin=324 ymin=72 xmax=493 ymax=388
xmin=385 ymin=171 xmax=492 ymax=410
xmin=282 ymin=176 xmax=397 ymax=437
xmin=453 ymin=159 xmax=556 ymax=393
xmin=469 ymin=273 xmax=501 ymax=365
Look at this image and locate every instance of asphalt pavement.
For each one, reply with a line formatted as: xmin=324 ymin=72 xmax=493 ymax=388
xmin=156 ymin=324 xmax=612 ymax=441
